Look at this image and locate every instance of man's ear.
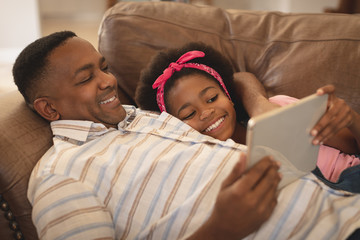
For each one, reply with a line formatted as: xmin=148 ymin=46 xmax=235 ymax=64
xmin=33 ymin=97 xmax=60 ymax=121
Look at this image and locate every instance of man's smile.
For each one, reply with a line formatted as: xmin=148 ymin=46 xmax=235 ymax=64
xmin=99 ymin=95 xmax=117 ymax=105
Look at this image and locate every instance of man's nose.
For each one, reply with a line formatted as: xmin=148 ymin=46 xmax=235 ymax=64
xmin=99 ymin=72 xmax=116 ymax=89
xmin=200 ymin=108 xmax=214 ymax=120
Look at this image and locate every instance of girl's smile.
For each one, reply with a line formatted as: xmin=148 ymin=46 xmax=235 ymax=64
xmin=203 ymin=115 xmax=226 ymax=133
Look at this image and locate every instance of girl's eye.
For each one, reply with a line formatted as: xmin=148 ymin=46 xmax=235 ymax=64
xmin=183 ymin=111 xmax=196 ymax=120
xmin=207 ymin=95 xmax=218 ymax=103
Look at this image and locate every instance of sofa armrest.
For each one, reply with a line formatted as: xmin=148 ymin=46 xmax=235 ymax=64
xmin=0 ymin=91 xmax=53 ymax=240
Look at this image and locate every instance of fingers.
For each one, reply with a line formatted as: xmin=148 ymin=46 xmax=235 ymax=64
xmin=237 ymin=156 xmax=281 ymax=219
xmin=316 ymin=84 xmax=335 ymax=96
xmin=311 ymin=98 xmax=353 ymax=144
xmin=312 ymin=84 xmax=355 ymax=145
xmin=236 ymin=156 xmax=281 ymax=192
xmin=251 ymin=158 xmax=281 ymax=202
xmin=254 ymin=179 xmax=279 ymax=220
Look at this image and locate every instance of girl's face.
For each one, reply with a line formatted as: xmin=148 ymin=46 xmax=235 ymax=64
xmin=167 ymin=74 xmax=237 ymax=141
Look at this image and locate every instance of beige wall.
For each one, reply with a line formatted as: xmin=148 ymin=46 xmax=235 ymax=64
xmin=39 ymin=0 xmax=107 ymax=20
xmin=0 ymin=0 xmax=41 ymax=49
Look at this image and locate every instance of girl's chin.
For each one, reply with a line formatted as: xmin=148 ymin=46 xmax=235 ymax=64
xmin=208 ymin=132 xmax=230 ymax=141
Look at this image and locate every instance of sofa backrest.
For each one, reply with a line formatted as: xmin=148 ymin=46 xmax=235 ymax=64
xmin=99 ymin=1 xmax=360 ymax=113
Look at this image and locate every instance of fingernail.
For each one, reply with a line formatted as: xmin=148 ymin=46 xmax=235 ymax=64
xmin=317 ymin=89 xmax=324 ymax=95
xmin=311 ymin=130 xmax=318 ymax=136
xmin=313 ymin=139 xmax=319 ymax=145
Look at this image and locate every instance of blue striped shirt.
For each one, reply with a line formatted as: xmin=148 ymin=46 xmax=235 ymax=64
xmin=28 ymin=106 xmax=360 ymax=239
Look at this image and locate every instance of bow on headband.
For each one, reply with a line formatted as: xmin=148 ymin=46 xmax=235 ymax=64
xmin=152 ymin=50 xmax=231 ymax=112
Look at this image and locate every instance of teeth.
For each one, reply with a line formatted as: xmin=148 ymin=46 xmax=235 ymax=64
xmin=100 ymin=96 xmax=116 ymax=104
xmin=205 ymin=117 xmax=224 ymax=133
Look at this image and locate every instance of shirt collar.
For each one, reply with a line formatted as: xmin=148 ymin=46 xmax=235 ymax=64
xmin=50 ymin=105 xmax=137 ymax=142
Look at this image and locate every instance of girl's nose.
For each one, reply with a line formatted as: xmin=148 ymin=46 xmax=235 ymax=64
xmin=200 ymin=108 xmax=214 ymax=120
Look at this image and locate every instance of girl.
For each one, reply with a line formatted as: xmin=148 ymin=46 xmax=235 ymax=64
xmin=135 ymin=42 xmax=360 ymax=188
xmin=136 ymin=42 xmax=249 ymax=144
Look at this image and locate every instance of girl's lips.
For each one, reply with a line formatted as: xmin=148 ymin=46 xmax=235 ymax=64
xmin=204 ymin=116 xmax=225 ymax=133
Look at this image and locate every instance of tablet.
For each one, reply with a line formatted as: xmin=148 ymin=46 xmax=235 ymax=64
xmin=246 ymin=93 xmax=328 ymax=189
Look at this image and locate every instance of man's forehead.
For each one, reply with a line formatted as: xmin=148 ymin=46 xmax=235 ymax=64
xmin=53 ymin=37 xmax=94 ymax=57
xmin=48 ymin=37 xmax=99 ymax=70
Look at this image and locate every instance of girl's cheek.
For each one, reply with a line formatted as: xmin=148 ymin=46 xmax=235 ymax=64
xmin=185 ymin=120 xmax=200 ymax=131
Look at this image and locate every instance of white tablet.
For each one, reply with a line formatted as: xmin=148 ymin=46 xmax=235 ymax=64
xmin=246 ymin=93 xmax=328 ymax=189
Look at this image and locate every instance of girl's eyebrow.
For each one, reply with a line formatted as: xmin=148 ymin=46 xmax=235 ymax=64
xmin=177 ymin=86 xmax=216 ymax=116
xmin=178 ymin=102 xmax=191 ymax=116
xmin=199 ymin=86 xmax=215 ymax=97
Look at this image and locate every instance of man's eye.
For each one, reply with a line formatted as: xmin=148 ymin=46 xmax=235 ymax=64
xmin=79 ymin=75 xmax=92 ymax=84
xmin=208 ymin=95 xmax=218 ymax=103
xmin=102 ymin=65 xmax=109 ymax=73
xmin=183 ymin=111 xmax=196 ymax=120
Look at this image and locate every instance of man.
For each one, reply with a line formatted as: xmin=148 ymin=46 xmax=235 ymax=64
xmin=13 ymin=31 xmax=360 ymax=239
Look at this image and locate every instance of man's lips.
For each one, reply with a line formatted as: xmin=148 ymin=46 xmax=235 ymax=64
xmin=99 ymin=95 xmax=117 ymax=105
xmin=203 ymin=116 xmax=225 ymax=133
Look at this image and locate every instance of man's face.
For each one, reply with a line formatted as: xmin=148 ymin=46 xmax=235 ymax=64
xmin=44 ymin=37 xmax=126 ymax=128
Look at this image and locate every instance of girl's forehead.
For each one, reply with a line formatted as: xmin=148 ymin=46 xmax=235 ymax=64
xmin=170 ymin=75 xmax=221 ymax=100
xmin=176 ymin=73 xmax=220 ymax=86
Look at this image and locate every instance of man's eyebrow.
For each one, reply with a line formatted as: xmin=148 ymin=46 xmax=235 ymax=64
xmin=74 ymin=63 xmax=93 ymax=77
xmin=74 ymin=57 xmax=106 ymax=77
xmin=177 ymin=86 xmax=215 ymax=115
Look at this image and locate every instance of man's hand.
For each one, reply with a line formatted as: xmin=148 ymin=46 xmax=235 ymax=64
xmin=311 ymin=85 xmax=360 ymax=153
xmin=188 ymin=154 xmax=281 ymax=240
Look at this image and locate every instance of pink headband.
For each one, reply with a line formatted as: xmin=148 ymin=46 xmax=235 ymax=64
xmin=152 ymin=50 xmax=231 ymax=112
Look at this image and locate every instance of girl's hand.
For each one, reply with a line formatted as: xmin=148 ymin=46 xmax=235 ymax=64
xmin=311 ymin=85 xmax=355 ymax=145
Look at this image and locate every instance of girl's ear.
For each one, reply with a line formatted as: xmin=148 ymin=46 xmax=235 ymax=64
xmin=33 ymin=97 xmax=60 ymax=121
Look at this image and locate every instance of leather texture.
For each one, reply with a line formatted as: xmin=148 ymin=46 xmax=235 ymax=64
xmin=1 ymin=1 xmax=360 ymax=239
xmin=99 ymin=2 xmax=360 ymax=112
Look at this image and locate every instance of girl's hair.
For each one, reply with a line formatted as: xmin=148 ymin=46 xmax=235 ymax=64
xmin=135 ymin=42 xmax=249 ymax=123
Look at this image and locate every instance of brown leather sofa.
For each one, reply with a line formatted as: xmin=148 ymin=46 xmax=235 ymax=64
xmin=1 ymin=2 xmax=360 ymax=239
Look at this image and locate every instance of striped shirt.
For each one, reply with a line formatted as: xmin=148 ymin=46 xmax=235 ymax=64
xmin=28 ymin=106 xmax=360 ymax=239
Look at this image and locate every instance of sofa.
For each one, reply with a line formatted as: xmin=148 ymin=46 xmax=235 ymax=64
xmin=1 ymin=1 xmax=360 ymax=239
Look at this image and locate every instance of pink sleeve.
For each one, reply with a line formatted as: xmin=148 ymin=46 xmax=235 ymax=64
xmin=269 ymin=95 xmax=299 ymax=106
xmin=318 ymin=146 xmax=360 ymax=182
